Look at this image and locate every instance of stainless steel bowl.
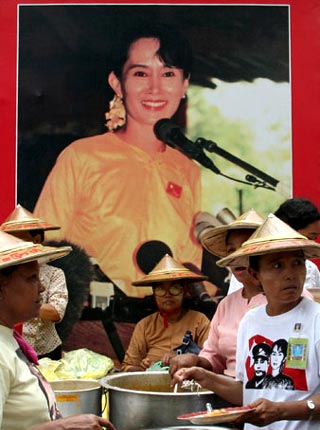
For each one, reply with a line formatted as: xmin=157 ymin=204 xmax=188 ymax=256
xmin=100 ymin=371 xmax=229 ymax=430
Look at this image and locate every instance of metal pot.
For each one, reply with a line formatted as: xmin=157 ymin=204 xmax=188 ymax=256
xmin=50 ymin=379 xmax=103 ymax=417
xmin=142 ymin=427 xmax=233 ymax=430
xmin=100 ymin=371 xmax=228 ymax=430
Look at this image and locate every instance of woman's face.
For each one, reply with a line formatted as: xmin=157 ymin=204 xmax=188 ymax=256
xmin=226 ymin=230 xmax=257 ymax=286
xmin=0 ymin=261 xmax=44 ymax=325
xmin=154 ymin=281 xmax=184 ymax=313
xmin=251 ymin=250 xmax=306 ymax=312
xmin=111 ymin=37 xmax=189 ymax=128
xmin=270 ymin=345 xmax=285 ymax=372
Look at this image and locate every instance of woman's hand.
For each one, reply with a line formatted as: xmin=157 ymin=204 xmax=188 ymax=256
xmin=140 ymin=357 xmax=152 ymax=370
xmin=237 ymin=398 xmax=281 ymax=427
xmin=168 ymin=353 xmax=199 ymax=376
xmin=29 ymin=414 xmax=116 ymax=430
xmin=161 ymin=352 xmax=175 ymax=367
xmin=171 ymin=366 xmax=210 ymax=389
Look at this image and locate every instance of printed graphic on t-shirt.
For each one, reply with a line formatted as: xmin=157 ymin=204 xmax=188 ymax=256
xmin=245 ymin=335 xmax=307 ymax=391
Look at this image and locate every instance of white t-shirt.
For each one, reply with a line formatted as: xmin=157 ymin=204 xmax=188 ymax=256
xmin=228 ymin=259 xmax=320 ymax=295
xmin=236 ymin=297 xmax=320 ymax=430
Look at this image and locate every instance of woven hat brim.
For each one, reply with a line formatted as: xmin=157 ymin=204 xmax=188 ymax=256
xmin=1 ymin=220 xmax=60 ymax=232
xmin=0 ymin=244 xmax=72 ymax=269
xmin=201 ymin=222 xmax=262 ymax=258
xmin=216 ymin=238 xmax=320 ymax=268
xmin=132 ymin=270 xmax=207 ymax=286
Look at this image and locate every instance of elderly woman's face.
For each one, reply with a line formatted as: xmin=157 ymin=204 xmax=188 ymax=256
xmin=251 ymin=250 xmax=306 ymax=313
xmin=0 ymin=261 xmax=44 ymax=325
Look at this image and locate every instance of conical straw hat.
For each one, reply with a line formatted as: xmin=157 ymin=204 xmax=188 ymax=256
xmin=132 ymin=254 xmax=208 ymax=286
xmin=216 ymin=213 xmax=320 ymax=268
xmin=1 ymin=204 xmax=60 ymax=232
xmin=201 ymin=209 xmax=264 ymax=257
xmin=0 ymin=230 xmax=71 ymax=269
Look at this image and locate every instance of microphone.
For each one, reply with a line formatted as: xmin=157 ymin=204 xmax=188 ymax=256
xmin=134 ymin=240 xmax=173 ymax=274
xmin=154 ymin=119 xmax=221 ymax=174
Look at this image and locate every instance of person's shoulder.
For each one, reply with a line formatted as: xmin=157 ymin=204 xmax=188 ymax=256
xmin=62 ymin=132 xmax=119 ymax=154
xmin=0 ymin=327 xmax=17 ymax=360
xmin=306 ymin=259 xmax=319 ymax=270
xmin=241 ymin=303 xmax=264 ymax=320
xmin=135 ymin=311 xmax=159 ymax=326
xmin=186 ymin=309 xmax=210 ymax=322
xmin=302 ymin=296 xmax=320 ymax=311
xmin=306 ymin=259 xmax=320 ymax=277
xmin=217 ymin=288 xmax=245 ymax=307
xmin=41 ymin=263 xmax=64 ymax=276
xmin=39 ymin=263 xmax=63 ymax=273
xmin=227 ymin=287 xmax=244 ymax=299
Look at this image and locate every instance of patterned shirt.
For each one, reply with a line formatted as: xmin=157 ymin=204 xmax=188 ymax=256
xmin=23 ymin=263 xmax=68 ymax=355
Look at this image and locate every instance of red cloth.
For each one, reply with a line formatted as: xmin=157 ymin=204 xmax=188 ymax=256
xmin=13 ymin=330 xmax=39 ymax=364
xmin=14 ymin=322 xmax=23 ymax=335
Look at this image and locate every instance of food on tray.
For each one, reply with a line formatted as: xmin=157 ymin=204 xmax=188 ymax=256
xmin=178 ymin=405 xmax=254 ymax=420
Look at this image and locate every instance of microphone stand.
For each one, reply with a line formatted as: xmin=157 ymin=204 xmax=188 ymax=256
xmin=196 ymin=137 xmax=279 ymax=191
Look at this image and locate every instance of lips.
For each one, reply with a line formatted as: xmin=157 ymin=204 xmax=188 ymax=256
xmin=162 ymin=299 xmax=175 ymax=305
xmin=283 ymin=286 xmax=298 ymax=292
xmin=141 ymin=100 xmax=167 ymax=110
xmin=281 ymin=284 xmax=301 ymax=296
xmin=233 ymin=266 xmax=247 ymax=274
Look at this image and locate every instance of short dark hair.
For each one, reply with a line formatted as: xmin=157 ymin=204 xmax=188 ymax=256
xmin=29 ymin=229 xmax=45 ymax=243
xmin=274 ymin=198 xmax=320 ymax=231
xmin=252 ymin=342 xmax=271 ymax=359
xmin=109 ymin=21 xmax=193 ymax=79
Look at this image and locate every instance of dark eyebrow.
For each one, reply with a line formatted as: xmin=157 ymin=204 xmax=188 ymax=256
xmin=126 ymin=63 xmax=177 ymax=72
xmin=126 ymin=64 xmax=148 ymax=71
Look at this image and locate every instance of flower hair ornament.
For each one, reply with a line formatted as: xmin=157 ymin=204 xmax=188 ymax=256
xmin=105 ymin=94 xmax=126 ymax=132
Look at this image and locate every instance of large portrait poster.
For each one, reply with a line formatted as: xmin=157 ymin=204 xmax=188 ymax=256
xmin=1 ymin=0 xmax=319 ymax=299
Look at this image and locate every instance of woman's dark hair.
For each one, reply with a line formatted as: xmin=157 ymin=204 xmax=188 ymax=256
xmin=0 ymin=265 xmax=18 ymax=278
xmin=272 ymin=338 xmax=288 ymax=356
xmin=110 ymin=21 xmax=193 ymax=79
xmin=30 ymin=229 xmax=45 ymax=243
xmin=225 ymin=228 xmax=255 ymax=246
xmin=249 ymin=249 xmax=306 ymax=272
xmin=249 ymin=255 xmax=260 ymax=271
xmin=274 ymin=198 xmax=320 ymax=231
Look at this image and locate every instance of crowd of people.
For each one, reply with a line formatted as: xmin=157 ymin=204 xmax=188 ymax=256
xmin=2 ymin=17 xmax=320 ymax=430
xmin=171 ymin=213 xmax=320 ymax=430
xmin=1 ymin=199 xmax=319 ymax=430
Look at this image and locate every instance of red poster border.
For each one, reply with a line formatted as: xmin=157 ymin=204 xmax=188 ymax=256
xmin=1 ymin=0 xmax=319 ymax=222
